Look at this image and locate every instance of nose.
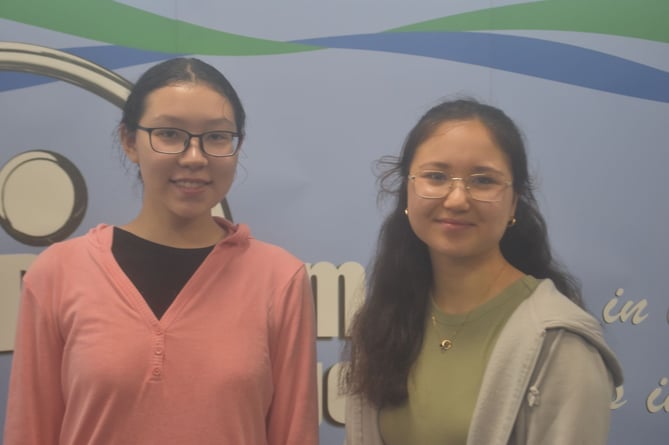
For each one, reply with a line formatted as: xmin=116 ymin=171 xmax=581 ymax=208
xmin=179 ymin=135 xmax=208 ymax=166
xmin=442 ymin=178 xmax=469 ymax=209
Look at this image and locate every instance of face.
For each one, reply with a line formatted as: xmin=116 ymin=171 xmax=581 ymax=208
xmin=121 ymin=83 xmax=238 ymax=223
xmin=406 ymin=119 xmax=516 ymax=263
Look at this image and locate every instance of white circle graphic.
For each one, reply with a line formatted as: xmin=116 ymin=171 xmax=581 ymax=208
xmin=2 ymin=153 xmax=75 ymax=235
xmin=0 ymin=151 xmax=87 ymax=246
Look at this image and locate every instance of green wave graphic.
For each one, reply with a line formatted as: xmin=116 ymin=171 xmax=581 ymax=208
xmin=389 ymin=0 xmax=669 ymax=44
xmin=2 ymin=1 xmax=667 ymax=54
xmin=0 ymin=0 xmax=320 ymax=55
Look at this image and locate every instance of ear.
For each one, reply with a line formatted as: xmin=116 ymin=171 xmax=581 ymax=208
xmin=120 ymin=124 xmax=139 ymax=164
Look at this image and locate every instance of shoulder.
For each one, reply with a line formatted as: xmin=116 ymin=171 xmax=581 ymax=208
xmin=241 ymin=236 xmax=305 ymax=279
xmin=512 ymin=279 xmax=604 ymax=344
xmin=245 ymin=238 xmax=309 ymax=294
xmin=25 ymin=225 xmax=111 ymax=278
xmin=248 ymin=237 xmax=303 ymax=266
xmin=520 ymin=279 xmax=624 ymax=386
xmin=519 ymin=279 xmax=597 ymax=329
xmin=221 ymin=220 xmax=304 ymax=270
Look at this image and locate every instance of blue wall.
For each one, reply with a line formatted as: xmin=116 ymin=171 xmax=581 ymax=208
xmin=1 ymin=1 xmax=668 ymax=443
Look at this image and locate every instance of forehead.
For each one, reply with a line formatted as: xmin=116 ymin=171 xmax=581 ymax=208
xmin=411 ymin=119 xmax=511 ymax=172
xmin=142 ymin=82 xmax=235 ymax=126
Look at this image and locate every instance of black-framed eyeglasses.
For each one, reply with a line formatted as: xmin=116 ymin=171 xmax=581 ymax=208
xmin=137 ymin=126 xmax=242 ymax=157
xmin=408 ymin=170 xmax=512 ymax=202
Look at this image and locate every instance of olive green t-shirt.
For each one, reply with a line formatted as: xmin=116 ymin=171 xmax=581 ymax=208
xmin=379 ymin=275 xmax=540 ymax=445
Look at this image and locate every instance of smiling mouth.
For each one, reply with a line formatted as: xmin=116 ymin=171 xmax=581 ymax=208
xmin=172 ymin=179 xmax=211 ymax=188
xmin=438 ymin=219 xmax=474 ymax=228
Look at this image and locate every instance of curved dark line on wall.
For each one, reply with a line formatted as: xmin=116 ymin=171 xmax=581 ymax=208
xmin=0 ymin=42 xmax=134 ymax=107
xmin=0 ymin=44 xmax=176 ymax=100
xmin=0 ymin=43 xmax=233 ymax=246
xmin=0 ymin=152 xmax=88 ymax=247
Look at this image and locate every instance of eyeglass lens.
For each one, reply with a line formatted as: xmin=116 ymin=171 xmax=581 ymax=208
xmin=411 ymin=171 xmax=509 ymax=202
xmin=149 ymin=128 xmax=238 ymax=156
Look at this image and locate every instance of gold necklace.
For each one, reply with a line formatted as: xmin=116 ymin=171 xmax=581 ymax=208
xmin=431 ymin=311 xmax=471 ymax=351
xmin=430 ymin=262 xmax=507 ymax=352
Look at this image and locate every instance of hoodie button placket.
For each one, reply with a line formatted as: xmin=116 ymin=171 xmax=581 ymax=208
xmin=151 ymin=328 xmax=165 ymax=381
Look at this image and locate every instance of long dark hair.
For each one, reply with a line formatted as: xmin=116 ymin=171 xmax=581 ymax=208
xmin=343 ymin=98 xmax=581 ymax=408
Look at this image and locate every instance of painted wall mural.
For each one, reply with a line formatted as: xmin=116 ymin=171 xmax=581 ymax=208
xmin=1 ymin=1 xmax=668 ymax=443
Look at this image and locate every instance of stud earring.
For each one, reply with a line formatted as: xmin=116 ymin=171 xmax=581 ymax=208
xmin=508 ymin=217 xmax=517 ymax=227
xmin=404 ymin=208 xmax=408 ymax=216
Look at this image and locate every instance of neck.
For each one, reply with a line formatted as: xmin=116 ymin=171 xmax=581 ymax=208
xmin=430 ymin=252 xmax=523 ymax=314
xmin=123 ymin=212 xmax=226 ymax=248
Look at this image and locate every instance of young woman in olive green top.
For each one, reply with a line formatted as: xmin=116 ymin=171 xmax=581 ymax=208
xmin=342 ymin=99 xmax=622 ymax=445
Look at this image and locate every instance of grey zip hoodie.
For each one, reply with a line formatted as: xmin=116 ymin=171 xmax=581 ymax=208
xmin=344 ymin=279 xmax=624 ymax=445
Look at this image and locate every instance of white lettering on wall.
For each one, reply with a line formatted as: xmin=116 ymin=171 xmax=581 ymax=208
xmin=317 ymin=362 xmax=323 ymax=424
xmin=326 ymin=362 xmax=347 ymax=425
xmin=307 ymin=261 xmax=365 ymax=338
xmin=315 ymin=361 xmax=347 ymax=425
xmin=308 ymin=261 xmax=365 ymax=424
xmin=0 ymin=254 xmax=37 ymax=352
xmin=646 ymin=377 xmax=669 ymax=414
xmin=611 ymin=385 xmax=627 ymax=410
xmin=602 ymin=288 xmax=649 ymax=325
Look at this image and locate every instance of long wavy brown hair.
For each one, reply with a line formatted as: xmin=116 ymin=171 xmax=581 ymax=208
xmin=342 ymin=98 xmax=581 ymax=408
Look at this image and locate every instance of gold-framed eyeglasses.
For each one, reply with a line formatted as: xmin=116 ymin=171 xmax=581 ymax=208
xmin=408 ymin=170 xmax=512 ymax=202
xmin=137 ymin=126 xmax=242 ymax=157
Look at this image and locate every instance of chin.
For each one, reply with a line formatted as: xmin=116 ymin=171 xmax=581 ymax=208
xmin=429 ymin=243 xmax=489 ymax=261
xmin=170 ymin=205 xmax=215 ymax=221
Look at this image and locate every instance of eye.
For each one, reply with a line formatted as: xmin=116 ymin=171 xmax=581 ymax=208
xmin=419 ymin=170 xmax=449 ymax=184
xmin=153 ymin=128 xmax=181 ymax=140
xmin=205 ymin=131 xmax=234 ymax=143
xmin=468 ymin=173 xmax=503 ymax=188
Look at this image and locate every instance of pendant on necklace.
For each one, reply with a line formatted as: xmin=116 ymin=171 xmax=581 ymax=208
xmin=439 ymin=339 xmax=453 ymax=351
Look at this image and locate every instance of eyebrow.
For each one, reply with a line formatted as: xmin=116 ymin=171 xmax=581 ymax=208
xmin=148 ymin=115 xmax=236 ymax=129
xmin=416 ymin=162 xmax=506 ymax=175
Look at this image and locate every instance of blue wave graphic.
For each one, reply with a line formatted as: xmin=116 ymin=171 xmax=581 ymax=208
xmin=292 ymin=32 xmax=669 ymax=103
xmin=2 ymin=32 xmax=668 ymax=104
